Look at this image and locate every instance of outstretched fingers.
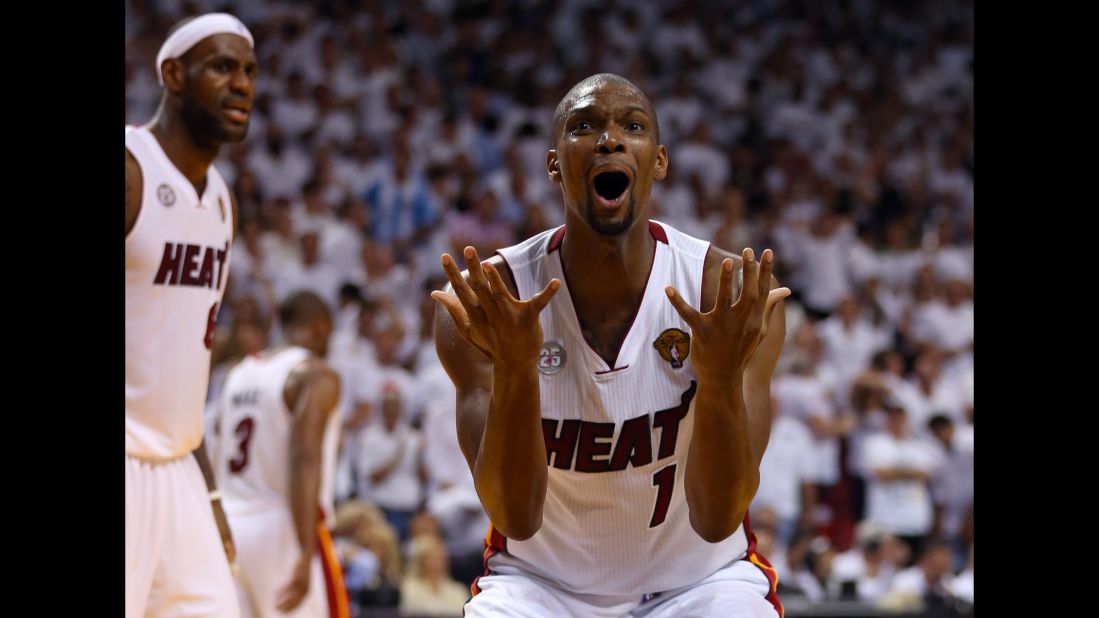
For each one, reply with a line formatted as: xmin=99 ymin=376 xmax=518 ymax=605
xmin=739 ymin=248 xmax=760 ymax=307
xmin=528 ymin=278 xmax=562 ymax=313
xmin=716 ymin=258 xmax=735 ymax=310
xmin=430 ymin=289 xmax=472 ymax=336
xmin=666 ymin=286 xmax=701 ymax=328
xmin=759 ymin=287 xmax=792 ymax=338
xmin=440 ymin=253 xmax=479 ymax=311
xmin=463 ymin=247 xmax=499 ymax=316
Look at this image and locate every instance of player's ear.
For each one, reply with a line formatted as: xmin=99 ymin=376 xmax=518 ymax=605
xmin=547 ymin=150 xmax=562 ymax=184
xmin=161 ymin=58 xmax=186 ymax=94
xmin=653 ymin=145 xmax=668 ymax=182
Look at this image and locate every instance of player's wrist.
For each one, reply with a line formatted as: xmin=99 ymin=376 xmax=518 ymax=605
xmin=208 ymin=490 xmax=222 ymax=501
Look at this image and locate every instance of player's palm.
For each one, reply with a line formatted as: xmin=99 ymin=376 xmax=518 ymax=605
xmin=665 ymin=248 xmax=789 ymax=381
xmin=432 ymin=247 xmax=561 ymax=366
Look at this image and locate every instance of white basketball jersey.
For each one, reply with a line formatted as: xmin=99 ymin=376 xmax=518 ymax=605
xmin=215 ymin=347 xmax=342 ymax=527
xmin=126 ymin=125 xmax=234 ymax=461
xmin=490 ymin=221 xmax=751 ymax=596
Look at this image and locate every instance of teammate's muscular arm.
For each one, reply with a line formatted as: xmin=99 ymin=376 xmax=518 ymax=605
xmin=125 ymin=148 xmax=143 ymax=237
xmin=279 ymin=360 xmax=341 ymax=612
xmin=432 ymin=247 xmax=560 ymax=540
xmin=666 ymin=247 xmax=789 ymax=543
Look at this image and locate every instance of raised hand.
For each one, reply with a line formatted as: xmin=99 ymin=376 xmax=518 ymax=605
xmin=664 ymin=248 xmax=791 ymax=382
xmin=431 ymin=246 xmax=561 ymax=366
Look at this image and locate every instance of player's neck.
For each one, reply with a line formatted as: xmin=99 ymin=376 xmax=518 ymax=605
xmin=283 ymin=334 xmax=324 ymax=357
xmin=148 ymin=111 xmax=220 ymax=190
xmin=559 ymin=216 xmax=654 ymax=305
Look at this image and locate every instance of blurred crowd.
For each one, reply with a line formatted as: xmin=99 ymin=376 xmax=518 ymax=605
xmin=127 ymin=0 xmax=973 ymax=615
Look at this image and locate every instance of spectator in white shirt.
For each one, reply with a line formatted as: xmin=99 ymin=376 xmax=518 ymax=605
xmin=754 ymin=392 xmax=816 ymax=547
xmin=830 ymin=521 xmax=898 ymax=604
xmin=861 ymin=398 xmax=942 ymax=562
xmin=927 ymin=414 xmax=973 ymax=568
xmin=357 ymin=382 xmax=425 ymax=542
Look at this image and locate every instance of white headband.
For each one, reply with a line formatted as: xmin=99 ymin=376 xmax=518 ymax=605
xmin=156 ymin=13 xmax=254 ymax=86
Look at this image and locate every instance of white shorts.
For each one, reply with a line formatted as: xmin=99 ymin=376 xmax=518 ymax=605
xmin=230 ymin=506 xmax=349 ymax=618
xmin=126 ymin=453 xmax=240 ymax=618
xmin=465 ymin=557 xmax=782 ymax=618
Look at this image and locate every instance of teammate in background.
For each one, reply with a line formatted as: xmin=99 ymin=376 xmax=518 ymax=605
xmin=433 ymin=73 xmax=791 ymax=617
xmin=126 ymin=13 xmax=256 ymax=618
xmin=214 ymin=291 xmax=351 ymax=617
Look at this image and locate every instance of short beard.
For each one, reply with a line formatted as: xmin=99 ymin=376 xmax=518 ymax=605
xmin=586 ymin=194 xmax=635 ymax=236
xmin=180 ymin=86 xmax=235 ymax=148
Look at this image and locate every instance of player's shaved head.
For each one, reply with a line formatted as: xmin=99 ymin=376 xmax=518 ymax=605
xmin=279 ymin=291 xmax=332 ymax=330
xmin=552 ymin=73 xmax=660 ymax=146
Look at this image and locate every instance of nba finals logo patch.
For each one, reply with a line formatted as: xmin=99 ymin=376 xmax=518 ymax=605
xmin=157 ymin=184 xmax=176 ymax=206
xmin=218 ymin=196 xmax=227 ymax=221
xmin=653 ymin=328 xmax=690 ymax=369
xmin=538 ymin=341 xmax=566 ymax=375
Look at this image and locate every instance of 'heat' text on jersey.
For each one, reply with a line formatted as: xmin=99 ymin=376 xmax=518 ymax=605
xmin=542 ymin=381 xmax=697 ymax=472
xmin=153 ymin=241 xmax=229 ymax=289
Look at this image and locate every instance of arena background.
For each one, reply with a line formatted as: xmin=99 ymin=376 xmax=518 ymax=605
xmin=125 ymin=1 xmax=974 ymax=616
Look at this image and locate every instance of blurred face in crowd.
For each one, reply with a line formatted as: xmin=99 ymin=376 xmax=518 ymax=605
xmin=837 ymin=296 xmax=860 ymax=325
xmin=548 ymin=76 xmax=667 ymax=236
xmin=382 ymin=398 xmax=401 ymax=431
xmin=929 ymin=418 xmax=954 ymax=446
xmin=420 ymin=541 xmax=450 ymax=579
xmin=921 ymin=545 xmax=954 ymax=581
xmin=914 ymin=350 xmax=942 ymax=384
xmin=300 ymin=232 xmax=320 ymax=265
xmin=883 ymin=534 xmax=911 ymax=567
xmin=375 ymin=327 xmax=402 ymax=365
xmin=885 ymin=407 xmax=907 ymax=437
xmin=236 ymin=322 xmax=266 ymax=356
xmin=944 ymin=279 xmax=967 ymax=306
xmin=409 ymin=512 xmax=440 ymax=540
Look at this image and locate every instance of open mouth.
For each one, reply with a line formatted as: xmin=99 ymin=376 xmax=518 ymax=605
xmin=592 ymin=171 xmax=630 ymax=203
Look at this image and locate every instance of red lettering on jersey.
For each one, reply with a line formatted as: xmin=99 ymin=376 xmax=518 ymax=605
xmin=197 ymin=247 xmax=215 ymax=288
xmin=653 ymin=381 xmax=697 ymax=459
xmin=204 ymin=302 xmax=219 ymax=349
xmin=153 ymin=243 xmax=184 ymax=285
xmin=608 ymin=415 xmax=653 ymax=471
xmin=574 ymin=422 xmax=615 ymax=473
xmin=215 ymin=242 xmax=229 ymax=290
xmin=179 ymin=243 xmax=202 ymax=286
xmin=649 ymin=463 xmax=677 ymax=527
xmin=229 ymin=416 xmax=255 ymax=473
xmin=542 ymin=419 xmax=581 ymax=470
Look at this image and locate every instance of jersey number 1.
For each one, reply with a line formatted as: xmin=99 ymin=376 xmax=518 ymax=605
xmin=650 ymin=463 xmax=676 ymax=527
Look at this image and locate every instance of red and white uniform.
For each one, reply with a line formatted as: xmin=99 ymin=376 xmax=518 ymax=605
xmin=215 ymin=347 xmax=348 ymax=618
xmin=464 ymin=221 xmax=782 ymax=617
xmin=125 ymin=124 xmax=238 ymax=618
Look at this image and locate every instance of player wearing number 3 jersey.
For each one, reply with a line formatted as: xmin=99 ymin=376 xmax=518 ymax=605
xmin=433 ymin=74 xmax=792 ymax=618
xmin=213 ymin=291 xmax=349 ymax=618
xmin=125 ymin=12 xmax=256 ymax=618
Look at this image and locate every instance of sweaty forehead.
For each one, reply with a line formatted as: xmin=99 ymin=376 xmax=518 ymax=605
xmin=567 ymin=82 xmax=650 ymax=115
xmin=185 ymin=33 xmax=256 ymax=64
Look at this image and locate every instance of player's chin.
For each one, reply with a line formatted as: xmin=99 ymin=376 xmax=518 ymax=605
xmin=221 ymin=123 xmax=250 ymax=142
xmin=587 ymin=205 xmax=634 ymax=236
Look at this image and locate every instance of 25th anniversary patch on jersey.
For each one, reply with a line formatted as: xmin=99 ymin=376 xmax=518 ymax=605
xmin=653 ymin=328 xmax=690 ymax=369
xmin=538 ymin=340 xmax=567 ymax=375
